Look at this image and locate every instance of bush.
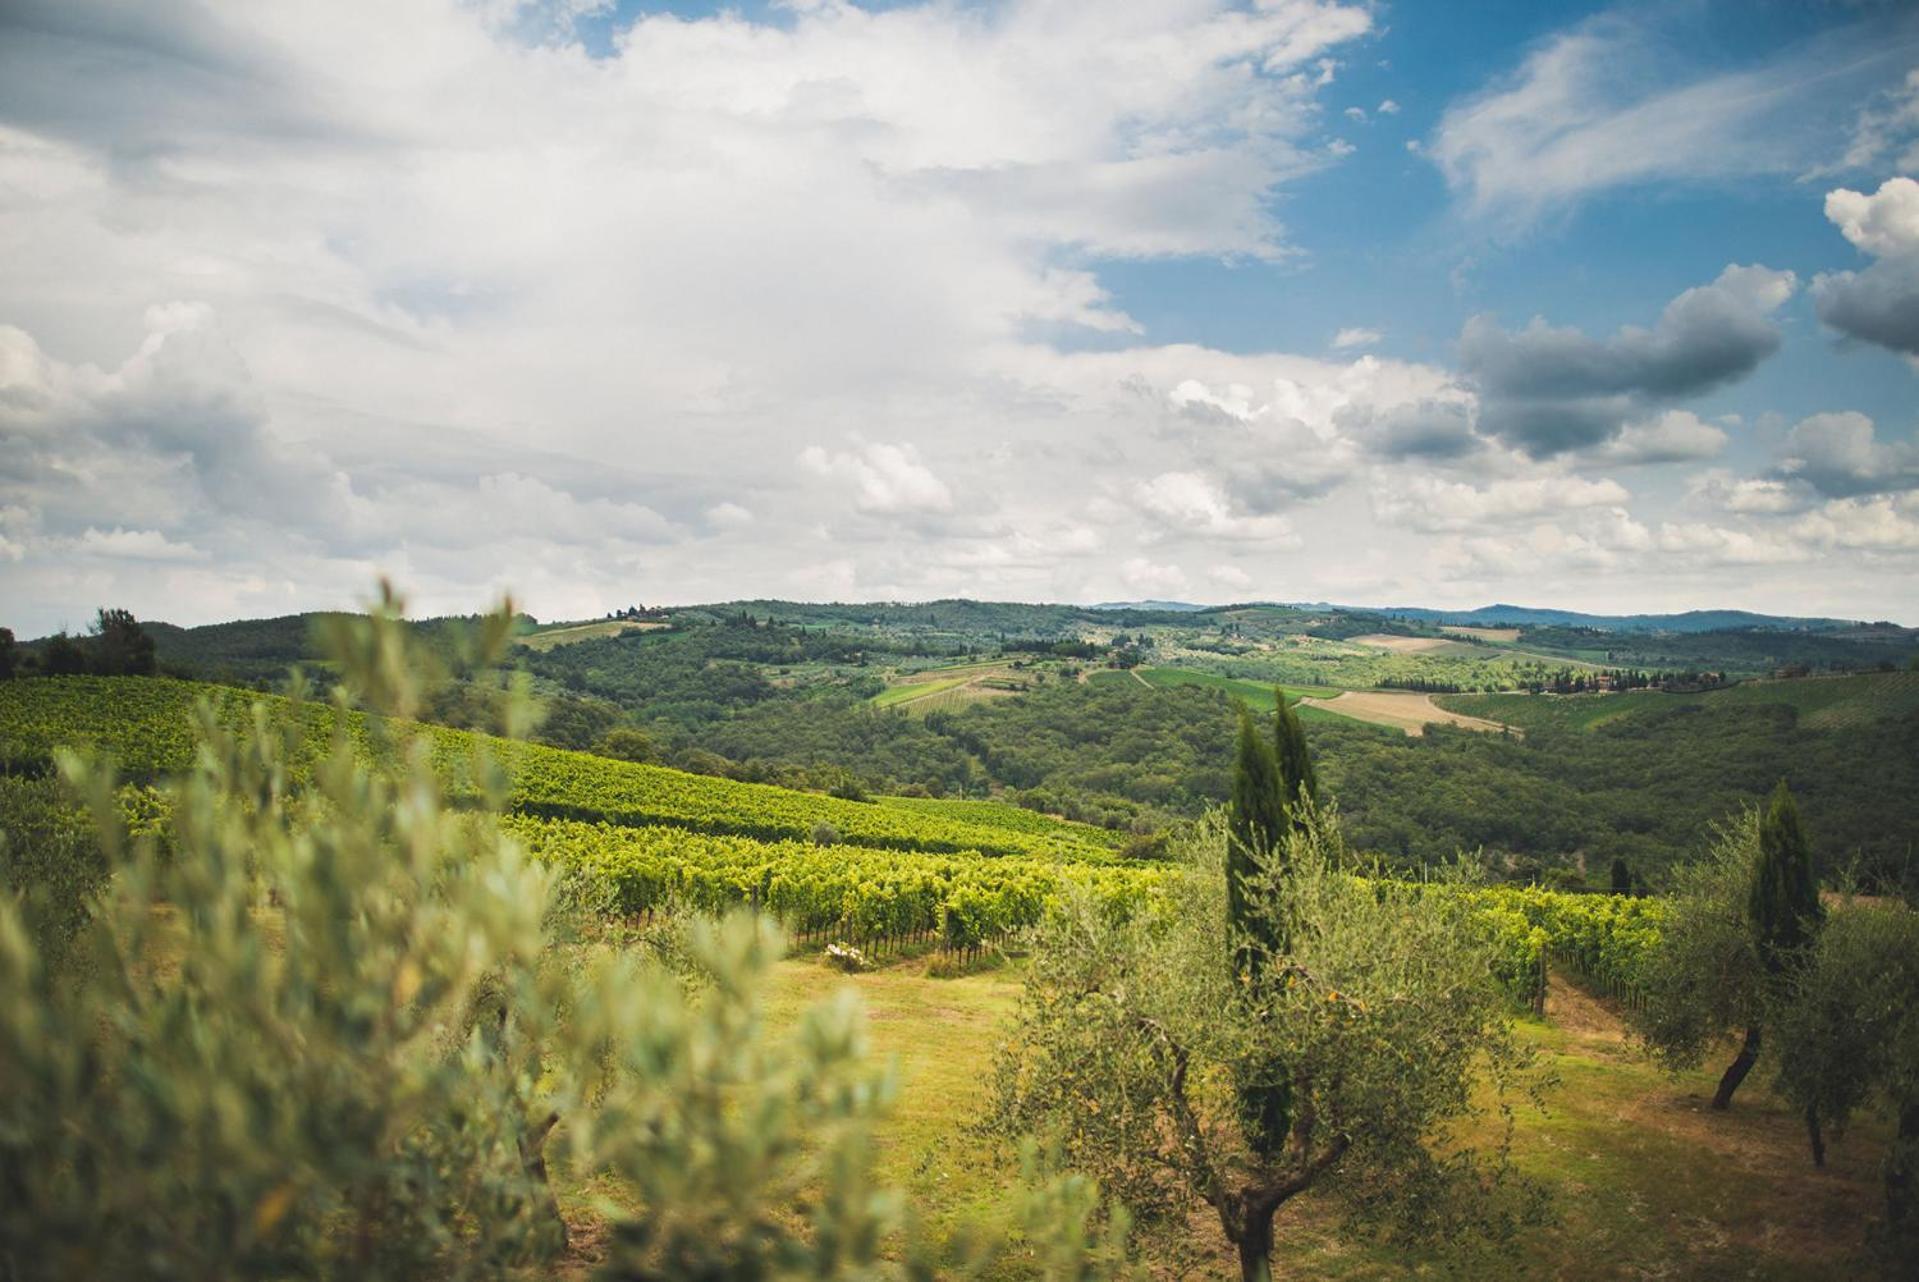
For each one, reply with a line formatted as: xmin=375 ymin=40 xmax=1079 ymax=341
xmin=0 ymin=589 xmax=1139 ymax=1281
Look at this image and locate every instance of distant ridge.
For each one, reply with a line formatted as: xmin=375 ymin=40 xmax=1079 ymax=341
xmin=1350 ymin=603 xmax=1867 ymax=634
xmin=1087 ymin=600 xmax=1208 ymax=613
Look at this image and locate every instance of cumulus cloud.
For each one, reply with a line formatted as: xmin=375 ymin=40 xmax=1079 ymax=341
xmin=1372 ymin=474 xmax=1630 ymax=533
xmin=1775 ymin=411 xmax=1919 ymax=498
xmin=1133 ymin=471 xmax=1300 ymax=544
xmin=1429 ymin=11 xmax=1916 ymax=223
xmin=1336 ymin=399 xmax=1481 ymax=460
xmin=1120 ymin=556 xmax=1189 ymax=596
xmin=1586 ymin=410 xmax=1728 ymax=466
xmin=1460 ymin=265 xmax=1794 ymax=456
xmin=800 ymin=442 xmax=955 ymax=516
xmin=1791 ymin=494 xmax=1919 ymax=552
xmin=1331 ymin=326 xmax=1381 ymax=349
xmin=1814 ymin=178 xmax=1919 ymax=361
xmin=1688 ymin=472 xmax=1806 ymax=516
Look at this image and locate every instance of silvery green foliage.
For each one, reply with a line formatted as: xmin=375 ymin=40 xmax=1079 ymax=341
xmin=985 ymin=807 xmax=1543 ymax=1281
xmin=0 ymin=588 xmax=1135 ymax=1282
xmin=1630 ymin=811 xmax=1767 ymax=1071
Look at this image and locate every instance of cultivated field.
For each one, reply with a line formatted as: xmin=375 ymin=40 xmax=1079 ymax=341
xmin=516 ymin=619 xmax=664 ymax=651
xmin=1441 ymin=624 xmax=1522 ymax=643
xmin=1299 ymin=689 xmax=1516 ymax=736
xmin=1348 ymin=633 xmax=1471 ymax=655
xmin=869 ymin=659 xmax=1038 ymax=712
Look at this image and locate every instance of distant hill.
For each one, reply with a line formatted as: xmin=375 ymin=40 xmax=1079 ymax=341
xmin=1353 ymin=603 xmax=1870 ymax=634
xmin=1087 ymin=600 xmax=1208 ymax=613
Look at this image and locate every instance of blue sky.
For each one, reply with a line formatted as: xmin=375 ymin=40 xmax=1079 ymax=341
xmin=0 ymin=0 xmax=1916 ymax=631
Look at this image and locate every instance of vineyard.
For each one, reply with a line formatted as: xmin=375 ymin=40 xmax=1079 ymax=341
xmin=0 ymin=677 xmax=1116 ymax=862
xmin=507 ymin=815 xmax=1162 ymax=957
xmin=0 ymin=676 xmax=1671 ymax=984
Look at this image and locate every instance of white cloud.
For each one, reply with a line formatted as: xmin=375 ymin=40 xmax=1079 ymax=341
xmin=1689 ymin=472 xmax=1806 ymax=516
xmin=1814 ymin=178 xmax=1919 ymax=361
xmin=800 ymin=442 xmax=955 ymax=516
xmin=1377 ymin=99 xmax=1400 ymax=116
xmin=1373 ymin=474 xmax=1630 ymax=533
xmin=1133 ymin=471 xmax=1300 ymax=544
xmin=1120 ymin=556 xmax=1189 ymax=596
xmin=70 ymin=527 xmax=209 ymax=562
xmin=1331 ymin=326 xmax=1382 ymax=349
xmin=1429 ymin=13 xmax=1912 ymax=223
xmin=1831 ymin=68 xmax=1919 ymax=175
xmin=1774 ymin=411 xmax=1919 ymax=498
xmin=1587 ymin=410 xmax=1728 ymax=466
xmin=1791 ymin=494 xmax=1919 ymax=552
xmin=1208 ymin=564 xmax=1252 ymax=589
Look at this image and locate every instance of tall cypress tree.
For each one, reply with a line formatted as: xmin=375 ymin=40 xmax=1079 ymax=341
xmin=1713 ymin=780 xmax=1825 ymax=1112
xmin=1751 ymin=780 xmax=1822 ymax=972
xmin=1272 ymin=691 xmax=1317 ymax=829
xmin=1227 ymin=707 xmax=1285 ymax=975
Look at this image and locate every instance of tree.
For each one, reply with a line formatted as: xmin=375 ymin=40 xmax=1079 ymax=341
xmin=88 ymin=607 xmax=157 ymax=676
xmin=1271 ymin=692 xmax=1316 ymax=819
xmin=1633 ymin=786 xmax=1823 ymax=1113
xmin=593 ymin=726 xmax=657 ymax=763
xmin=0 ymin=627 xmax=15 ymax=680
xmin=1770 ymin=901 xmax=1919 ymax=1262
xmin=1611 ymin=857 xmax=1633 ymax=896
xmin=987 ymin=808 xmax=1542 ymax=1282
xmin=1226 ymin=707 xmax=1285 ymax=973
xmin=41 ymin=633 xmax=87 ymax=676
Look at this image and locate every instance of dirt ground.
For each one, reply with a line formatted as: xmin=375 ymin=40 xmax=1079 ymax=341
xmin=1299 ymin=689 xmax=1517 ymax=737
xmin=1347 ymin=633 xmax=1461 ymax=655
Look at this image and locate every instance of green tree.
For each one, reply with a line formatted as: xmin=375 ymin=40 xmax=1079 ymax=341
xmin=1633 ymin=787 xmax=1824 ymax=1113
xmin=0 ymin=626 xmax=15 ymax=680
xmin=1770 ymin=901 xmax=1919 ymax=1263
xmin=1226 ymin=706 xmax=1285 ymax=972
xmin=1611 ymin=857 xmax=1633 ymax=896
xmin=593 ymin=725 xmax=657 ymax=763
xmin=41 ymin=633 xmax=87 ymax=676
xmin=986 ymin=809 xmax=1542 ymax=1282
xmin=1271 ymin=692 xmax=1316 ymax=819
xmin=88 ymin=607 xmax=157 ymax=677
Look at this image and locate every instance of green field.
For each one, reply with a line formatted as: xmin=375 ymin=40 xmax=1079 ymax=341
xmin=1441 ymin=671 xmax=1919 ymax=735
xmin=560 ymin=957 xmax=1883 ymax=1280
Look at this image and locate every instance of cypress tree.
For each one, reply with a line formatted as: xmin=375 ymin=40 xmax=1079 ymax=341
xmin=1713 ymin=780 xmax=1824 ymax=1113
xmin=1272 ymin=691 xmax=1317 ymax=829
xmin=1751 ymin=780 xmax=1822 ymax=972
xmin=1610 ymin=857 xmax=1633 ymax=896
xmin=1227 ymin=707 xmax=1285 ymax=974
xmin=1225 ymin=704 xmax=1293 ymax=1162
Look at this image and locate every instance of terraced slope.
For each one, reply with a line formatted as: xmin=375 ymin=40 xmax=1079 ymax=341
xmin=0 ymin=677 xmax=1115 ymax=863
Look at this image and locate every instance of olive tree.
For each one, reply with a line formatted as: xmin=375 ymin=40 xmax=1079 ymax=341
xmin=1770 ymin=901 xmax=1919 ymax=1261
xmin=0 ymin=588 xmax=1131 ymax=1282
xmin=1633 ymin=784 xmax=1822 ymax=1113
xmin=985 ymin=808 xmax=1543 ymax=1282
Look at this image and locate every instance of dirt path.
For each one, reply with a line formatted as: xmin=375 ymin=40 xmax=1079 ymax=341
xmin=1298 ymin=689 xmax=1518 ymax=737
xmin=1545 ymin=971 xmax=1629 ymax=1044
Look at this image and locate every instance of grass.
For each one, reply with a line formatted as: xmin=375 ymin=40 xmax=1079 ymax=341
xmin=544 ymin=954 xmax=1888 ymax=1280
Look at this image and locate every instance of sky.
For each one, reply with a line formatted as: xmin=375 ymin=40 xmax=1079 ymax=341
xmin=2 ymin=0 xmax=1918 ymax=633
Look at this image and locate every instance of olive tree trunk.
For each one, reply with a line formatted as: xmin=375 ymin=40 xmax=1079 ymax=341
xmin=1711 ymin=1025 xmax=1761 ymax=1110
